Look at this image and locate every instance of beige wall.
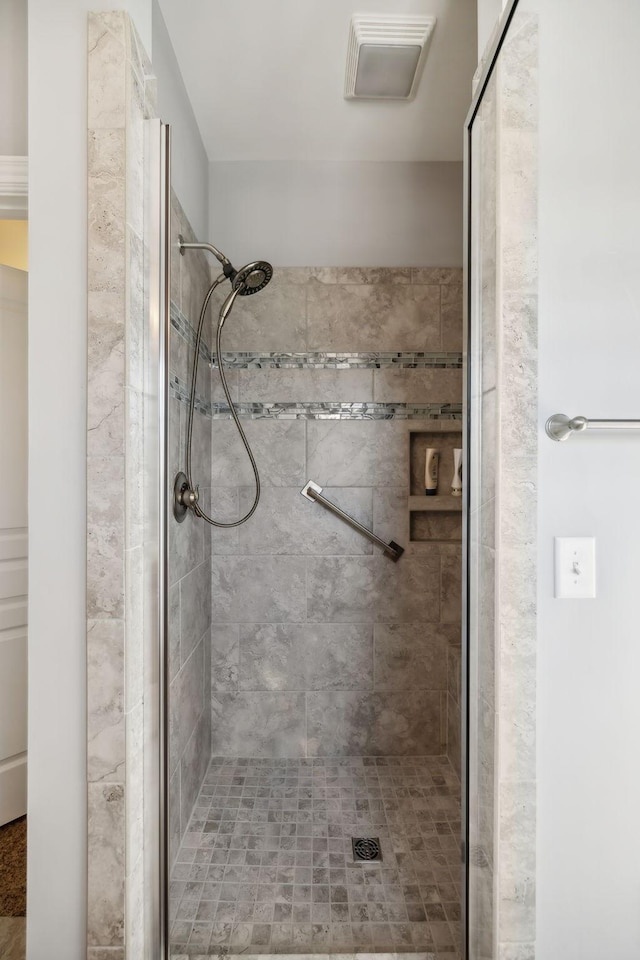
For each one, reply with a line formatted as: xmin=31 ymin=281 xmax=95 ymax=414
xmin=0 ymin=0 xmax=27 ymax=156
xmin=0 ymin=221 xmax=28 ymax=271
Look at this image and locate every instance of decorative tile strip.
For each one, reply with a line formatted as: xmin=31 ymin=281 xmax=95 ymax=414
xmin=168 ymin=376 xmax=461 ymax=421
xmin=210 ymin=401 xmax=462 ymax=420
xmin=170 ymin=301 xmax=212 ymax=362
xmin=169 ymin=375 xmax=210 ymax=417
xmin=215 ymin=351 xmax=462 ymax=370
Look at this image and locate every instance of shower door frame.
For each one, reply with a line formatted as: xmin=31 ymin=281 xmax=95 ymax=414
xmin=463 ymin=0 xmax=535 ymax=956
xmin=148 ymin=117 xmax=172 ymax=960
xmin=150 ymin=6 xmax=532 ymax=945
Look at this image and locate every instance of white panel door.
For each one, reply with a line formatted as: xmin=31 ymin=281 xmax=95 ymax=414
xmin=0 ymin=264 xmax=28 ymax=826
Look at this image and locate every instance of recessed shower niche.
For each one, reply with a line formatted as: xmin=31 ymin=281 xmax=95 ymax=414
xmin=408 ymin=428 xmax=463 ymax=544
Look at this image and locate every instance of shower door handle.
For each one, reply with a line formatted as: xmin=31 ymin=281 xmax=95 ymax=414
xmin=300 ymin=480 xmax=404 ymax=562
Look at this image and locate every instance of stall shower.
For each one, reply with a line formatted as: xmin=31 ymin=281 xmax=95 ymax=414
xmin=167 ymin=194 xmax=464 ymax=957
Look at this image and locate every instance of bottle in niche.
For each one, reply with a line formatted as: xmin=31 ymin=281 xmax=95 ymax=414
xmin=425 ymin=448 xmax=439 ymax=496
xmin=451 ymin=448 xmax=462 ymax=497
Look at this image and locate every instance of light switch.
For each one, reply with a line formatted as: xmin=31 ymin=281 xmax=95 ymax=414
xmin=554 ymin=537 xmax=596 ymax=599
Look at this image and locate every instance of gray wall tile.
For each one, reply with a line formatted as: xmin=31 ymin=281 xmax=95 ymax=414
xmin=211 ymin=623 xmax=239 ymax=691
xmin=211 ymin=692 xmax=306 ymax=756
xmin=208 ymin=488 xmax=240 ymax=554
xmin=303 ymin=623 xmax=373 ymax=691
xmin=376 ymin=557 xmax=441 ymax=622
xmin=372 ymin=487 xmax=410 ymax=550
xmin=208 ymin=276 xmax=307 ymax=351
xmin=306 ymin=557 xmax=377 ymax=622
xmin=234 ymin=486 xmax=373 ymax=556
xmin=180 ymin=713 xmax=211 ymax=836
xmin=169 ymin=489 xmax=205 ymax=585
xmin=306 ymin=691 xmax=443 ymax=756
xmin=307 ymin=421 xmax=406 ymax=487
xmin=447 ymin=693 xmax=462 ymax=779
xmin=211 ymin=556 xmax=307 ymax=622
xmin=87 ymin=457 xmax=125 ymax=619
xmin=336 ymin=267 xmax=411 ymax=284
xmin=169 ymin=765 xmax=181 ymax=869
xmin=211 ymin=420 xmax=306 ymax=487
xmin=373 ymin=623 xmax=449 ymax=690
xmin=87 ymin=620 xmax=125 ymax=783
xmin=412 ymin=267 xmax=463 ymax=284
xmin=239 ymin=624 xmax=307 ymax=691
xmin=373 ymin=367 xmax=462 ymax=404
xmin=87 ymin=783 xmax=125 ymax=947
xmin=441 ymin=285 xmax=463 ymax=351
xmin=87 ymin=291 xmax=125 ymax=460
xmin=238 ymin=367 xmax=374 ymax=403
xmin=237 ymin=623 xmax=374 ymax=692
xmin=169 ymin=583 xmax=181 ymax=683
xmin=179 ymin=559 xmax=211 ymax=663
xmin=169 ymin=266 xmax=463 ymax=780
xmin=169 ymin=641 xmax=205 ymax=776
xmin=307 ymin=283 xmax=441 ymax=352
xmin=440 ymin=555 xmax=462 ymax=623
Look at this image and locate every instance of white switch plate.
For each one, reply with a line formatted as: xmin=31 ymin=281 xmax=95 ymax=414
xmin=554 ymin=537 xmax=596 ymax=599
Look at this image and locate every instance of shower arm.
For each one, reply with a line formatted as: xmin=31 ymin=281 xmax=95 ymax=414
xmin=179 ymin=236 xmax=235 ymax=276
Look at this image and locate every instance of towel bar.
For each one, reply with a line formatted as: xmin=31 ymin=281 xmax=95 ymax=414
xmin=546 ymin=414 xmax=640 ymax=441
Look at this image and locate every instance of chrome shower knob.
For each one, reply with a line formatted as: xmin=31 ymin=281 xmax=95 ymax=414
xmin=173 ymin=472 xmax=199 ymax=522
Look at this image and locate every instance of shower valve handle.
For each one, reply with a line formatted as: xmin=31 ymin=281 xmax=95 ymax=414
xmin=184 ymin=486 xmax=199 ymax=507
xmin=173 ymin=472 xmax=199 ymax=522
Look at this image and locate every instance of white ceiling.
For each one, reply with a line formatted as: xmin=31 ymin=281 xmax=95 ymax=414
xmin=157 ymin=0 xmax=477 ymax=163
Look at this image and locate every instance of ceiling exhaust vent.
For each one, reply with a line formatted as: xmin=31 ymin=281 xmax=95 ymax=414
xmin=344 ymin=14 xmax=436 ymax=101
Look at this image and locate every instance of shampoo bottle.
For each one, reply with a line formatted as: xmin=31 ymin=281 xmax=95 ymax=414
xmin=451 ymin=448 xmax=463 ymax=497
xmin=425 ymin=449 xmax=439 ymax=496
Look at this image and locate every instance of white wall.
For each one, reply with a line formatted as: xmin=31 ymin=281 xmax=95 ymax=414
xmin=476 ymin=0 xmax=503 ymax=60
xmin=153 ymin=0 xmax=209 ymax=241
xmin=0 ymin=0 xmax=27 ymax=155
xmin=27 ymin=3 xmax=150 ymax=957
xmin=209 ymin=160 xmax=463 ymax=267
xmin=536 ymin=1 xmax=640 ymax=957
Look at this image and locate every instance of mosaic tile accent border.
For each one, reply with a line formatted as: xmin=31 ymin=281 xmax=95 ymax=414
xmin=171 ymin=302 xmax=212 ymax=362
xmin=216 ymin=352 xmax=462 ymax=371
xmin=170 ymin=303 xmax=462 ymax=371
xmin=169 ymin=376 xmax=462 ymax=422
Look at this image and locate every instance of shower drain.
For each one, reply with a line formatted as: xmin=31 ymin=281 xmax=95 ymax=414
xmin=352 ymin=837 xmax=382 ymax=862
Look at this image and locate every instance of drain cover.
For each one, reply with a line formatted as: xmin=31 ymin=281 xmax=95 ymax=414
xmin=352 ymin=837 xmax=382 ymax=862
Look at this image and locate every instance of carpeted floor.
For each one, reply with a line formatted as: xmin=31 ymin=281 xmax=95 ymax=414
xmin=0 ymin=816 xmax=27 ymax=917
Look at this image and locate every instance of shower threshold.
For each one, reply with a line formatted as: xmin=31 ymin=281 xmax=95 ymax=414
xmin=172 ymin=953 xmax=449 ymax=959
xmin=169 ymin=756 xmax=461 ymax=959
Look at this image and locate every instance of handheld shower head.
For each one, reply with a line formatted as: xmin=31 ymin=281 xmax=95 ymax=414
xmin=219 ymin=262 xmax=274 ymax=325
xmin=232 ymin=261 xmax=273 ymax=296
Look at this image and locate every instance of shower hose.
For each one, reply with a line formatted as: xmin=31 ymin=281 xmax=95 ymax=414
xmin=184 ymin=275 xmax=261 ymax=527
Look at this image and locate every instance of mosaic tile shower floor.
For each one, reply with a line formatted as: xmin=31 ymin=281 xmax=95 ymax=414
xmin=170 ymin=756 xmax=462 ymax=958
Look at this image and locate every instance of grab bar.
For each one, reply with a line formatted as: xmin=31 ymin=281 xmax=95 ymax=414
xmin=300 ymin=480 xmax=404 ymax=562
xmin=546 ymin=414 xmax=640 ymax=441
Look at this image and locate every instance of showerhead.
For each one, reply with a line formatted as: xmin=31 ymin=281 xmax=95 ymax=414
xmin=218 ymin=260 xmax=274 ymax=325
xmin=179 ymin=237 xmax=273 ymax=296
xmin=232 ymin=261 xmax=273 ymax=296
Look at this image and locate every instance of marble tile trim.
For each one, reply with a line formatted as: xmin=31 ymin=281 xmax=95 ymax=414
xmin=87 ymin=10 xmax=158 ymax=957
